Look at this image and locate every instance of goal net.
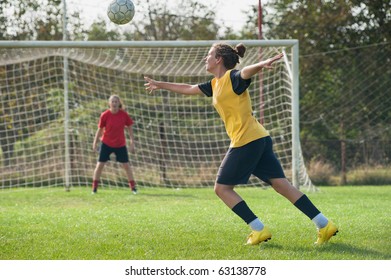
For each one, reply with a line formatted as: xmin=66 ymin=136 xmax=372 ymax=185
xmin=0 ymin=40 xmax=314 ymax=191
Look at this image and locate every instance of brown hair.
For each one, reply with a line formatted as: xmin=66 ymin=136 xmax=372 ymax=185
xmin=212 ymin=42 xmax=246 ymax=69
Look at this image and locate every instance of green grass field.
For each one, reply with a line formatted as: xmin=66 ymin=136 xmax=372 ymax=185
xmin=0 ymin=186 xmax=390 ymax=260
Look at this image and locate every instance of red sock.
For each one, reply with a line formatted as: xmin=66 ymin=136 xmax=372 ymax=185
xmin=129 ymin=180 xmax=136 ymax=189
xmin=92 ymin=180 xmax=99 ymax=191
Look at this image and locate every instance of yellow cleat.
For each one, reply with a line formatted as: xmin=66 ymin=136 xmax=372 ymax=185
xmin=246 ymin=226 xmax=272 ymax=245
xmin=315 ymin=221 xmax=338 ymax=245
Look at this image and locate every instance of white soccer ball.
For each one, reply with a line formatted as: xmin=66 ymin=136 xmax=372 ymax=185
xmin=107 ymin=0 xmax=135 ymax=25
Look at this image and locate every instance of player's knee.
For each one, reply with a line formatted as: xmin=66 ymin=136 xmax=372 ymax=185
xmin=214 ymin=183 xmax=231 ymax=198
xmin=214 ymin=183 xmax=223 ymax=197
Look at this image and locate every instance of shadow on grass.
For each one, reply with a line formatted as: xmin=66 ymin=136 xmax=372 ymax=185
xmin=314 ymin=242 xmax=391 ymax=260
xmin=258 ymin=243 xmax=285 ymax=250
xmin=279 ymin=241 xmax=391 ymax=260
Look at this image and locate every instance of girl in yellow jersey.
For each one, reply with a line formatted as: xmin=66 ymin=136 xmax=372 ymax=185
xmin=144 ymin=43 xmax=337 ymax=246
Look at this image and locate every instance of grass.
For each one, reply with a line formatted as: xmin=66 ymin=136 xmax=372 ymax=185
xmin=0 ymin=186 xmax=390 ymax=260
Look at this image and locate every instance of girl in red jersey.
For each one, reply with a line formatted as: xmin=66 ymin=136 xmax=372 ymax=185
xmin=92 ymin=95 xmax=137 ymax=194
xmin=144 ymin=43 xmax=337 ymax=245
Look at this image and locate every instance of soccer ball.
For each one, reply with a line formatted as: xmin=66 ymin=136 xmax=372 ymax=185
xmin=107 ymin=0 xmax=135 ymax=25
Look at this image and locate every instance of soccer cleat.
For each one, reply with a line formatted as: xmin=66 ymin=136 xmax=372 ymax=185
xmin=246 ymin=226 xmax=272 ymax=245
xmin=131 ymin=187 xmax=137 ymax=195
xmin=315 ymin=221 xmax=338 ymax=245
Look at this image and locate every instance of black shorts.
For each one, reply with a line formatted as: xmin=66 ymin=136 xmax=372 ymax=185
xmin=216 ymin=136 xmax=286 ymax=185
xmin=98 ymin=142 xmax=129 ymax=163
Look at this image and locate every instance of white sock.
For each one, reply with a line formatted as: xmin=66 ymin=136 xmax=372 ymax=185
xmin=249 ymin=218 xmax=264 ymax=231
xmin=312 ymin=213 xmax=328 ymax=229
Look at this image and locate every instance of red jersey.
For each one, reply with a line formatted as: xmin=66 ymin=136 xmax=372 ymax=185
xmin=98 ymin=109 xmax=134 ymax=148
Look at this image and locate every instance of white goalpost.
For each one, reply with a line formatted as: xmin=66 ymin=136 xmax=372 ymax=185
xmin=0 ymin=40 xmax=314 ymax=191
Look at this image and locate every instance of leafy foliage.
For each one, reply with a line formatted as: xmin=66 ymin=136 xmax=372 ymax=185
xmin=0 ymin=0 xmax=85 ymax=40
xmin=263 ymin=0 xmax=391 ymax=173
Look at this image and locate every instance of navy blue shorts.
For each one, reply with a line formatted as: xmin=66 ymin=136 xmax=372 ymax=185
xmin=216 ymin=136 xmax=286 ymax=185
xmin=98 ymin=142 xmax=129 ymax=163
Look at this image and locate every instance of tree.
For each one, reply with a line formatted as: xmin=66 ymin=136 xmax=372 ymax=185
xmin=0 ymin=0 xmax=85 ymax=40
xmin=126 ymin=0 xmax=220 ymax=40
xmin=262 ymin=0 xmax=391 ymax=182
xmin=0 ymin=0 xmax=86 ymax=166
xmin=87 ymin=19 xmax=122 ymax=41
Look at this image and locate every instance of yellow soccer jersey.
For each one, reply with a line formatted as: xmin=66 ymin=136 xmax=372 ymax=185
xmin=198 ymin=70 xmax=269 ymax=147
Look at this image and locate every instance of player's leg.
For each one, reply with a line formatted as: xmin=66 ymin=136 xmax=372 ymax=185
xmin=92 ymin=143 xmax=111 ymax=193
xmin=116 ymin=146 xmax=137 ymax=194
xmin=269 ymin=177 xmax=302 ymax=203
xmin=121 ymin=162 xmax=137 ymax=194
xmin=270 ymin=178 xmax=338 ymax=244
xmin=214 ymin=183 xmax=272 ymax=245
xmin=215 ymin=139 xmax=271 ymax=245
xmin=92 ymin=162 xmax=105 ymax=193
xmin=270 ymin=177 xmax=324 ymax=222
xmin=214 ymin=183 xmax=242 ymax=208
xmin=255 ymin=137 xmax=338 ymax=244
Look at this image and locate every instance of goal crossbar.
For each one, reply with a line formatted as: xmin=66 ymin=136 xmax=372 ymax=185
xmin=0 ymin=40 xmax=298 ymax=48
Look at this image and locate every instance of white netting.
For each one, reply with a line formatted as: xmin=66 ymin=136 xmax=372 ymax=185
xmin=0 ymin=41 xmax=313 ymax=190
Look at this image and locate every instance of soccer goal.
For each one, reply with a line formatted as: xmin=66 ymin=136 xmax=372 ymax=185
xmin=0 ymin=40 xmax=314 ymax=191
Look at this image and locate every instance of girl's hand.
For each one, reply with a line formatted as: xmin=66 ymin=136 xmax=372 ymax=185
xmin=93 ymin=142 xmax=99 ymax=153
xmin=264 ymin=53 xmax=284 ymax=69
xmin=144 ymin=76 xmax=158 ymax=93
xmin=129 ymin=142 xmax=135 ymax=153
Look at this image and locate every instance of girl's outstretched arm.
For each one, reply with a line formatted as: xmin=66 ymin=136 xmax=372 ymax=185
xmin=240 ymin=53 xmax=284 ymax=80
xmin=144 ymin=76 xmax=202 ymax=95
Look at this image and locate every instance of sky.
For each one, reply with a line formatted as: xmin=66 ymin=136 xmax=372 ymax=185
xmin=65 ymin=0 xmax=261 ymax=32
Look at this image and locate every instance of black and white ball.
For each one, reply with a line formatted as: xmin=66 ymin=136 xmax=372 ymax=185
xmin=107 ymin=0 xmax=135 ymax=25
